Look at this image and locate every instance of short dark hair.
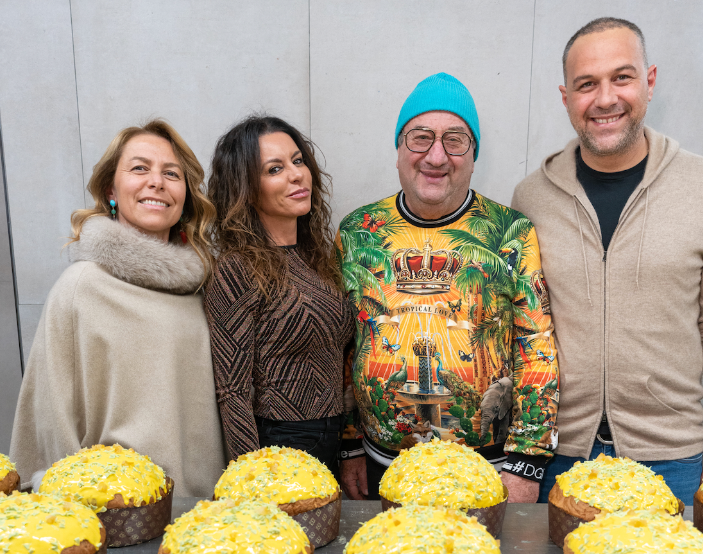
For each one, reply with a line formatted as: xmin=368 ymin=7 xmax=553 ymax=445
xmin=562 ymin=17 xmax=648 ymax=84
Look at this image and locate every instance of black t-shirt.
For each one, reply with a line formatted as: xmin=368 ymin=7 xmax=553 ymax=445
xmin=576 ymin=147 xmax=647 ymax=252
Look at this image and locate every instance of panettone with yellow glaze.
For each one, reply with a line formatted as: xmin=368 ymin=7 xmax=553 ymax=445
xmin=379 ymin=439 xmax=504 ymax=510
xmin=158 ymin=498 xmax=313 ymax=554
xmin=549 ymin=453 xmax=681 ymax=521
xmin=214 ymin=446 xmax=340 ymax=515
xmin=0 ymin=453 xmax=19 ymax=495
xmin=0 ymin=491 xmax=106 ymax=554
xmin=563 ymin=509 xmax=703 ymax=554
xmin=39 ymin=444 xmax=171 ymax=511
xmin=343 ymin=504 xmax=500 ymax=554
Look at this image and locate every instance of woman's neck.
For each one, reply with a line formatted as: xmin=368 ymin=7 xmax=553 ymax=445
xmin=260 ymin=214 xmax=297 ymax=246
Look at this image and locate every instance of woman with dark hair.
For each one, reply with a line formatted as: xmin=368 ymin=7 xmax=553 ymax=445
xmin=10 ymin=119 xmax=226 ymax=496
xmin=206 ymin=115 xmax=354 ymax=476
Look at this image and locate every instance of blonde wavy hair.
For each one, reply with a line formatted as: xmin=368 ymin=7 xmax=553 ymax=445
xmin=70 ymin=119 xmax=215 ymax=286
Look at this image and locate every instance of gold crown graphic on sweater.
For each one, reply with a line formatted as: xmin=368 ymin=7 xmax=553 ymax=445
xmin=392 ymin=239 xmax=463 ymax=295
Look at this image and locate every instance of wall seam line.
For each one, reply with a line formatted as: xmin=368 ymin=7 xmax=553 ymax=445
xmin=308 ymin=0 xmax=312 ymax=137
xmin=0 ymin=111 xmax=24 ymax=375
xmin=525 ymin=0 xmax=537 ymax=177
xmin=69 ymin=0 xmax=86 ymax=207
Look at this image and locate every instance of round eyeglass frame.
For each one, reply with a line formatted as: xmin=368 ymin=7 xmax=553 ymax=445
xmin=403 ymin=128 xmax=474 ymax=156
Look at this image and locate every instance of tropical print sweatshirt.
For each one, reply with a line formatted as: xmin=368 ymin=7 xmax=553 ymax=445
xmin=336 ymin=190 xmax=559 ymax=472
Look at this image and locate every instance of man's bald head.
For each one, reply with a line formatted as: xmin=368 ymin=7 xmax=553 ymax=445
xmin=562 ymin=17 xmax=648 ymax=84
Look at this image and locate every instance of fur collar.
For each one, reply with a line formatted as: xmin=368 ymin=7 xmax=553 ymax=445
xmin=69 ymin=216 xmax=204 ymax=294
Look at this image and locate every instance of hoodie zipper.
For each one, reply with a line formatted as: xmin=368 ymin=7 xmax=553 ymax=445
xmin=602 ymin=249 xmax=607 ymax=435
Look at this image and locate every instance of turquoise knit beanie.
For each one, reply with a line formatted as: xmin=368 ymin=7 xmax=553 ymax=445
xmin=395 ymin=72 xmax=480 ymax=161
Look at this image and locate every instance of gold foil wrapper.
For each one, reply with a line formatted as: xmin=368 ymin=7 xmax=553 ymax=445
xmin=379 ymin=485 xmax=508 ymax=538
xmin=548 ymin=495 xmax=685 ymax=548
xmin=97 ymin=477 xmax=173 ymax=547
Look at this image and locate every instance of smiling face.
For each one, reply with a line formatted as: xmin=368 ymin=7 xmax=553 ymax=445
xmin=108 ymin=134 xmax=186 ymax=242
xmin=396 ymin=111 xmax=474 ymax=220
xmin=256 ymin=132 xmax=312 ymax=244
xmin=560 ymin=27 xmax=656 ymax=163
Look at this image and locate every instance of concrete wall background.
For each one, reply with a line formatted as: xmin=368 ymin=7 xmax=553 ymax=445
xmin=1 ymin=0 xmax=702 ymax=451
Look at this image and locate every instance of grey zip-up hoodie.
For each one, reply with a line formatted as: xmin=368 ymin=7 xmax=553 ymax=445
xmin=512 ymin=127 xmax=703 ymax=460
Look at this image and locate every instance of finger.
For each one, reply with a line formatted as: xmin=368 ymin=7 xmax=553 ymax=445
xmin=343 ymin=479 xmax=365 ymax=500
xmin=357 ymin=465 xmax=369 ymax=497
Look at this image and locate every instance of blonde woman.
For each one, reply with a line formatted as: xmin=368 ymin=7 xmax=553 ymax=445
xmin=10 ymin=120 xmax=225 ymax=496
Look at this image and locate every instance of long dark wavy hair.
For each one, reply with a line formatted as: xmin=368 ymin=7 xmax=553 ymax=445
xmin=208 ymin=114 xmax=340 ymax=295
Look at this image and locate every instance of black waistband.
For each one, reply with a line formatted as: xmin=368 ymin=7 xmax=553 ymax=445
xmin=255 ymin=414 xmax=343 ymax=433
xmin=598 ymin=415 xmax=611 ymax=437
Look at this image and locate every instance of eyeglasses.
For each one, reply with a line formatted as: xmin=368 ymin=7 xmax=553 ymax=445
xmin=403 ymin=128 xmax=473 ymax=156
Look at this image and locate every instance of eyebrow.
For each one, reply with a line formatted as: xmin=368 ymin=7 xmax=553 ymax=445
xmin=129 ymin=156 xmax=182 ymax=170
xmin=262 ymin=150 xmax=302 ymax=165
xmin=415 ymin=126 xmax=468 ymax=133
xmin=572 ymin=64 xmax=638 ymax=86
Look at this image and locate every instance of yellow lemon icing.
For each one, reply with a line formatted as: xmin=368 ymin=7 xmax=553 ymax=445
xmin=0 ymin=491 xmax=102 ymax=554
xmin=379 ymin=439 xmax=504 ymax=510
xmin=344 ymin=504 xmax=500 ymax=554
xmin=161 ymin=498 xmax=310 ymax=554
xmin=214 ymin=446 xmax=338 ymax=505
xmin=565 ymin=509 xmax=703 ymax=553
xmin=0 ymin=453 xmax=15 ymax=481
xmin=40 ymin=444 xmax=168 ymax=512
xmin=556 ymin=454 xmax=679 ymax=514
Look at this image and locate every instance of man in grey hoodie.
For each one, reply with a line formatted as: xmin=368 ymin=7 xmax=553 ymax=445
xmin=512 ymin=17 xmax=703 ymax=504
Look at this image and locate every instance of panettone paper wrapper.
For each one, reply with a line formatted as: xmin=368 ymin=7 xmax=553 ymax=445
xmin=97 ymin=477 xmax=173 ymax=547
xmin=379 ymin=485 xmax=508 ymax=538
xmin=291 ymin=496 xmax=341 ymax=548
xmin=548 ymin=494 xmax=685 ymax=549
xmin=694 ymin=489 xmax=703 ymax=533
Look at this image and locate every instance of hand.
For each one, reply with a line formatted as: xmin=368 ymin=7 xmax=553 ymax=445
xmin=340 ymin=457 xmax=368 ymax=500
xmin=501 ymin=471 xmax=539 ymax=503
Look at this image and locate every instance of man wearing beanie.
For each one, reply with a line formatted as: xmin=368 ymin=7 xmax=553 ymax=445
xmin=336 ymin=72 xmax=559 ymax=502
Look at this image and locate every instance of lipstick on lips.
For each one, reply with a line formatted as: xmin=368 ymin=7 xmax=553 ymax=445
xmin=288 ymin=188 xmax=310 ymax=199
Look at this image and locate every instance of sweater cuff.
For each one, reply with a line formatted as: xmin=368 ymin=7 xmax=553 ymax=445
xmin=501 ymin=453 xmax=549 ymax=482
xmin=340 ymin=438 xmax=365 ymax=460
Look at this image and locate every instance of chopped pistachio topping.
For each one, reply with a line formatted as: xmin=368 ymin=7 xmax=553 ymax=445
xmin=214 ymin=446 xmax=338 ymax=505
xmin=0 ymin=492 xmax=102 ymax=554
xmin=39 ymin=444 xmax=168 ymax=512
xmin=379 ymin=439 xmax=504 ymax=510
xmin=557 ymin=453 xmax=679 ymax=514
xmin=162 ymin=498 xmax=310 ymax=554
xmin=344 ymin=504 xmax=500 ymax=553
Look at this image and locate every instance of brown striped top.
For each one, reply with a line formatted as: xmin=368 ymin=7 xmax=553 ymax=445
xmin=205 ymin=247 xmax=355 ymax=460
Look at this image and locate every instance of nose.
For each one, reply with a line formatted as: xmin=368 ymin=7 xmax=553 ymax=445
xmin=594 ymin=80 xmax=618 ymax=110
xmin=424 ymin=136 xmax=449 ymax=166
xmin=289 ymin=162 xmax=304 ymax=182
xmin=148 ymin=170 xmax=165 ymax=190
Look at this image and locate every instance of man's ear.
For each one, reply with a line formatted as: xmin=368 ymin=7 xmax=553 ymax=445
xmin=559 ymin=85 xmax=568 ymax=109
xmin=646 ymin=64 xmax=657 ymax=101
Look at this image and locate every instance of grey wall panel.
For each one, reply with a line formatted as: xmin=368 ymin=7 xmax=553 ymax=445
xmin=0 ymin=281 xmax=22 ymax=454
xmin=310 ymin=0 xmax=536 ymax=224
xmin=0 ymin=138 xmax=22 ymax=455
xmin=71 ymin=0 xmax=310 ymax=190
xmin=0 ymin=1 xmax=84 ymax=306
xmin=526 ymin=0 xmax=703 ymax=175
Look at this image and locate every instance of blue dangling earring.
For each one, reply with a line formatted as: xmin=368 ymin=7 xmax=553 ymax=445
xmin=109 ymin=199 xmax=117 ymax=220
